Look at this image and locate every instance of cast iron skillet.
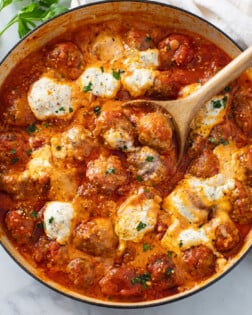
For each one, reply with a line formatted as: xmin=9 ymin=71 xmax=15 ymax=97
xmin=0 ymin=0 xmax=251 ymax=308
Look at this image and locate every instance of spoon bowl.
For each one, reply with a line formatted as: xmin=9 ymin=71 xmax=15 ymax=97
xmin=124 ymin=46 xmax=252 ymax=162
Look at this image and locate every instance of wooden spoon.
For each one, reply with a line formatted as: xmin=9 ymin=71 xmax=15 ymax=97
xmin=124 ymin=46 xmax=252 ymax=162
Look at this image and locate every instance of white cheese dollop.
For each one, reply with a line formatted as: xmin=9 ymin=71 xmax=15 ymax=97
xmin=115 ymin=192 xmax=161 ymax=242
xmin=80 ymin=67 xmax=120 ymax=98
xmin=43 ymin=201 xmax=74 ymax=244
xmin=28 ymin=77 xmax=73 ymax=120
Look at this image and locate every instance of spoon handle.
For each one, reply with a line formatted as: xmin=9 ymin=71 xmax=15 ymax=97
xmin=190 ymin=46 xmax=252 ymax=116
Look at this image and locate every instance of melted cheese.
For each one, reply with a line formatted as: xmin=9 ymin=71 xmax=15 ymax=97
xmin=191 ymin=95 xmax=228 ymax=138
xmin=28 ymin=77 xmax=73 ymax=120
xmin=23 ymin=145 xmax=52 ymax=180
xmin=80 ymin=67 xmax=120 ymax=98
xmin=162 ymin=141 xmax=247 ymax=255
xmin=115 ymin=191 xmax=161 ymax=242
xmin=44 ymin=201 xmax=74 ymax=244
xmin=103 ymin=127 xmax=135 ymax=151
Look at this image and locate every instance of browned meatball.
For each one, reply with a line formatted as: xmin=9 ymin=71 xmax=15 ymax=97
xmin=136 ymin=111 xmax=173 ymax=152
xmin=73 ymin=218 xmax=118 ymax=256
xmin=188 ymin=149 xmax=220 ymax=178
xmin=124 ymin=28 xmax=155 ymax=51
xmin=95 ymin=108 xmax=135 ymax=151
xmin=127 ymin=146 xmax=167 ymax=184
xmin=86 ymin=155 xmax=127 ymax=191
xmin=1 ymin=90 xmax=36 ymax=126
xmin=66 ymin=258 xmax=95 ymax=288
xmin=214 ymin=222 xmax=240 ymax=253
xmin=47 ymin=42 xmax=84 ymax=80
xmin=147 ymin=253 xmax=177 ymax=289
xmin=158 ymin=34 xmax=194 ymax=68
xmin=231 ymin=196 xmax=252 ymax=224
xmin=99 ymin=266 xmax=144 ymax=297
xmin=33 ymin=236 xmax=69 ymax=268
xmin=232 ymin=88 xmax=252 ymax=136
xmin=0 ymin=131 xmax=30 ymax=171
xmin=5 ymin=209 xmax=35 ymax=245
xmin=182 ymin=245 xmax=216 ymax=280
xmin=147 ymin=69 xmax=201 ymax=100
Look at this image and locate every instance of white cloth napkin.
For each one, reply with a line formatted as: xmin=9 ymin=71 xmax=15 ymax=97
xmin=70 ymin=0 xmax=252 ymax=49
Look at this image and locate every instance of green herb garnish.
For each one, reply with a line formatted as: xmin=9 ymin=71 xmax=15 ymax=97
xmin=48 ymin=216 xmax=54 ymax=224
xmin=83 ymin=81 xmax=93 ymax=92
xmin=131 ymin=272 xmax=151 ymax=288
xmin=93 ymin=106 xmax=101 ymax=115
xmin=106 ymin=167 xmax=115 ymax=174
xmin=146 ymin=155 xmax=154 ymax=162
xmin=136 ymin=221 xmax=147 ymax=231
xmin=0 ymin=0 xmax=68 ymax=38
xmin=112 ymin=69 xmax=125 ymax=80
xmin=26 ymin=123 xmax=37 ymax=134
xmin=143 ymin=243 xmax=152 ymax=252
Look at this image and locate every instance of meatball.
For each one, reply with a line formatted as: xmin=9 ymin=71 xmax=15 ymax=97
xmin=0 ymin=131 xmax=30 ymax=171
xmin=136 ymin=111 xmax=173 ymax=152
xmin=158 ymin=34 xmax=194 ymax=68
xmin=147 ymin=253 xmax=177 ymax=289
xmin=124 ymin=28 xmax=155 ymax=51
xmin=73 ymin=218 xmax=118 ymax=256
xmin=47 ymin=42 xmax=84 ymax=80
xmin=51 ymin=125 xmax=94 ymax=162
xmin=214 ymin=222 xmax=240 ymax=253
xmin=127 ymin=146 xmax=167 ymax=184
xmin=182 ymin=245 xmax=216 ymax=280
xmin=188 ymin=149 xmax=220 ymax=178
xmin=95 ymin=108 xmax=135 ymax=151
xmin=66 ymin=258 xmax=95 ymax=288
xmin=33 ymin=236 xmax=69 ymax=269
xmin=91 ymin=33 xmax=124 ymax=62
xmin=86 ymin=155 xmax=127 ymax=191
xmin=99 ymin=266 xmax=143 ymax=297
xmin=232 ymin=88 xmax=252 ymax=136
xmin=231 ymin=195 xmax=252 ymax=224
xmin=5 ymin=209 xmax=35 ymax=245
xmin=1 ymin=90 xmax=36 ymax=126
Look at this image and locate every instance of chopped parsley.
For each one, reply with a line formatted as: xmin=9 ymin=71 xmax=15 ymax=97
xmin=83 ymin=81 xmax=93 ymax=92
xmin=145 ymin=35 xmax=152 ymax=42
xmin=43 ymin=122 xmax=49 ymax=128
xmin=208 ymin=136 xmax=229 ymax=146
xmin=48 ymin=216 xmax=54 ymax=224
xmin=224 ymin=86 xmax=231 ymax=92
xmin=100 ymin=66 xmax=104 ymax=73
xmin=167 ymin=251 xmax=173 ymax=258
xmin=10 ymin=157 xmax=19 ymax=164
xmin=211 ymin=96 xmax=228 ymax=109
xmin=120 ymin=145 xmax=128 ymax=151
xmin=208 ymin=137 xmax=216 ymax=143
xmin=69 ymin=107 xmax=73 ymax=113
xmin=165 ymin=267 xmax=174 ymax=277
xmin=219 ymin=137 xmax=229 ymax=146
xmin=131 ymin=272 xmax=151 ymax=288
xmin=146 ymin=155 xmax=154 ymax=162
xmin=112 ymin=69 xmax=125 ymax=80
xmin=59 ymin=106 xmax=65 ymax=111
xmin=26 ymin=149 xmax=32 ymax=156
xmin=143 ymin=243 xmax=152 ymax=252
xmin=30 ymin=211 xmax=38 ymax=218
xmin=56 ymin=145 xmax=62 ymax=151
xmin=106 ymin=167 xmax=116 ymax=174
xmin=136 ymin=175 xmax=144 ymax=182
xmin=9 ymin=149 xmax=16 ymax=155
xmin=26 ymin=123 xmax=37 ymax=134
xmin=93 ymin=106 xmax=101 ymax=115
xmin=179 ymin=240 xmax=183 ymax=248
xmin=136 ymin=221 xmax=147 ymax=231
